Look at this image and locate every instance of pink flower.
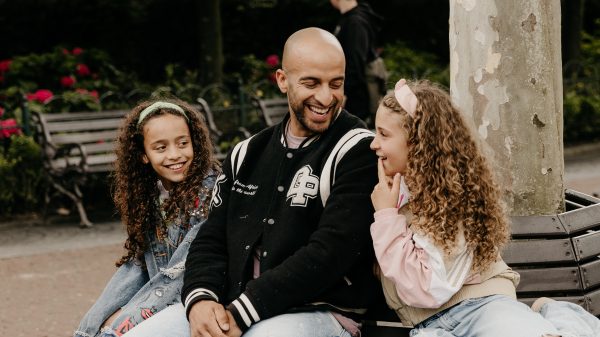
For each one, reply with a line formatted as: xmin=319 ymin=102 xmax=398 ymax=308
xmin=26 ymin=89 xmax=54 ymax=104
xmin=0 ymin=118 xmax=22 ymax=139
xmin=265 ymin=54 xmax=280 ymax=67
xmin=76 ymin=63 xmax=90 ymax=76
xmin=0 ymin=106 xmax=4 ymax=117
xmin=89 ymin=90 xmax=99 ymax=100
xmin=75 ymin=88 xmax=100 ymax=102
xmin=0 ymin=59 xmax=12 ymax=73
xmin=72 ymin=47 xmax=83 ymax=56
xmin=61 ymin=75 xmax=76 ymax=87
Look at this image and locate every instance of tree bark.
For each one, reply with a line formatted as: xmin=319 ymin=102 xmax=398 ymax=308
xmin=449 ymin=0 xmax=564 ymax=215
xmin=198 ymin=0 xmax=224 ymax=85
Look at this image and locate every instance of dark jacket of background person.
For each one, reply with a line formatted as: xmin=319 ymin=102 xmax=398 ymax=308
xmin=334 ymin=2 xmax=384 ymax=121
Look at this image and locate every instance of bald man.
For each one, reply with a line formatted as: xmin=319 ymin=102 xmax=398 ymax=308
xmin=178 ymin=27 xmax=380 ymax=337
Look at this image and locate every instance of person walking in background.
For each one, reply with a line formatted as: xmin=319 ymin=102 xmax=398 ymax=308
xmin=331 ymin=0 xmax=387 ymax=126
xmin=74 ymin=98 xmax=219 ymax=337
xmin=369 ymin=78 xmax=600 ymax=336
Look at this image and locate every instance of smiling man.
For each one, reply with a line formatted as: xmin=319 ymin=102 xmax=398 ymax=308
xmin=178 ymin=27 xmax=381 ymax=337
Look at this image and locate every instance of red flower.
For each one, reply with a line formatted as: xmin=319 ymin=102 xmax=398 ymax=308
xmin=75 ymin=88 xmax=100 ymax=102
xmin=0 ymin=106 xmax=4 ymax=117
xmin=62 ymin=48 xmax=70 ymax=55
xmin=61 ymin=75 xmax=76 ymax=87
xmin=0 ymin=59 xmax=12 ymax=73
xmin=72 ymin=47 xmax=83 ymax=56
xmin=76 ymin=63 xmax=91 ymax=76
xmin=26 ymin=89 xmax=54 ymax=104
xmin=265 ymin=54 xmax=280 ymax=67
xmin=0 ymin=118 xmax=22 ymax=139
xmin=89 ymin=90 xmax=99 ymax=100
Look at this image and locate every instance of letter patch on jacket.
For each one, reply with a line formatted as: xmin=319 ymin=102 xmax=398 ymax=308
xmin=287 ymin=165 xmax=319 ymax=207
xmin=211 ymin=174 xmax=227 ymax=208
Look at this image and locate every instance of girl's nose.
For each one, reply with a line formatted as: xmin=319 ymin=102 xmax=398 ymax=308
xmin=370 ymin=137 xmax=379 ymax=150
xmin=166 ymin=146 xmax=181 ymax=159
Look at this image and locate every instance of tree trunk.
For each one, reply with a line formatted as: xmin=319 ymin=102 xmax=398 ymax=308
xmin=449 ymin=0 xmax=564 ymax=215
xmin=561 ymin=0 xmax=584 ymax=78
xmin=198 ymin=0 xmax=223 ymax=85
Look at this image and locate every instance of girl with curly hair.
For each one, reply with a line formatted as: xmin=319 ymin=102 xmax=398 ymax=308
xmin=74 ymin=98 xmax=219 ymax=337
xmin=369 ymin=79 xmax=600 ymax=336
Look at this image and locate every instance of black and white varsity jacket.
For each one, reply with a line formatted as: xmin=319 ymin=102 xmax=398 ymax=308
xmin=182 ymin=110 xmax=380 ymax=331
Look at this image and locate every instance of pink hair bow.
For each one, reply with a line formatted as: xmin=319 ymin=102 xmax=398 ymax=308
xmin=394 ymin=79 xmax=418 ymax=117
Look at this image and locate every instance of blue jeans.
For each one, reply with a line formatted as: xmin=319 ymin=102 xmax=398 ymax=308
xmin=410 ymin=295 xmax=599 ymax=337
xmin=120 ymin=303 xmax=352 ymax=337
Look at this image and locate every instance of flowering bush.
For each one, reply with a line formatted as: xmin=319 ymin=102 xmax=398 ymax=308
xmin=0 ymin=46 xmax=141 ymax=126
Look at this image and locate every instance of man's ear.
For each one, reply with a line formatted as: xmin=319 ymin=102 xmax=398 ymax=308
xmin=275 ymin=69 xmax=288 ymax=94
xmin=142 ymin=154 xmax=149 ymax=164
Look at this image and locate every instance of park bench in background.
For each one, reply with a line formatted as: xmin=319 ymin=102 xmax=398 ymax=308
xmin=195 ymin=97 xmax=251 ymax=161
xmin=30 ymin=109 xmax=127 ymax=227
xmin=252 ymin=96 xmax=288 ymax=127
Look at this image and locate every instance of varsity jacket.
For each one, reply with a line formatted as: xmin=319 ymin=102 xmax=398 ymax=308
xmin=182 ymin=111 xmax=380 ymax=331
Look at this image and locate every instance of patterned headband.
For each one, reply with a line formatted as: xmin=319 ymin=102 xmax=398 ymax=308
xmin=137 ymin=101 xmax=188 ymax=126
xmin=394 ymin=79 xmax=418 ymax=117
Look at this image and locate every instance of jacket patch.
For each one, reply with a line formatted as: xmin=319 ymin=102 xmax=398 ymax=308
xmin=287 ymin=165 xmax=319 ymax=207
xmin=211 ymin=174 xmax=227 ymax=208
xmin=232 ymin=180 xmax=258 ymax=196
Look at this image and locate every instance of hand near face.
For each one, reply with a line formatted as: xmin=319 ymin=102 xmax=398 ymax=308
xmin=371 ymin=158 xmax=401 ymax=211
xmin=189 ymin=301 xmax=231 ymax=337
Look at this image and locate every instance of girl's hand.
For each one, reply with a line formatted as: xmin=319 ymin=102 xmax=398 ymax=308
xmin=371 ymin=158 xmax=401 ymax=211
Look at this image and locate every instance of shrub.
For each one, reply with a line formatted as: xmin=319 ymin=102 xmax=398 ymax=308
xmin=0 ymin=135 xmax=44 ymax=216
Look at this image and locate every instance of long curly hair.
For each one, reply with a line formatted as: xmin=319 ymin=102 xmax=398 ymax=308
xmin=113 ymin=97 xmax=220 ymax=267
xmin=382 ymin=79 xmax=510 ymax=272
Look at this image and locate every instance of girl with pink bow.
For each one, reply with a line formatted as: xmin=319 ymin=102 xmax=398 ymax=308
xmin=369 ymin=79 xmax=600 ymax=336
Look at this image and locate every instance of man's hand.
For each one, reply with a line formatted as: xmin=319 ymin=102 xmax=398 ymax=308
xmin=371 ymin=158 xmax=400 ymax=211
xmin=189 ymin=301 xmax=231 ymax=337
xmin=224 ymin=310 xmax=242 ymax=337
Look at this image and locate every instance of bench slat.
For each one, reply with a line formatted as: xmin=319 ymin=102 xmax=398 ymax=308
xmin=51 ymin=130 xmax=119 ymax=145
xmin=502 ymin=238 xmax=576 ymax=265
xmin=46 ymin=118 xmax=124 ymax=133
xmin=50 ymin=153 xmax=116 ymax=170
xmin=41 ymin=110 xmax=127 ymax=121
xmin=573 ymin=229 xmax=600 ymax=261
xmin=513 ymin=266 xmax=582 ymax=292
xmin=581 ymin=258 xmax=600 ymax=289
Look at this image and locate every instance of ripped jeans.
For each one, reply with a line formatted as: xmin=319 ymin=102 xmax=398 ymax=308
xmin=410 ymin=294 xmax=600 ymax=337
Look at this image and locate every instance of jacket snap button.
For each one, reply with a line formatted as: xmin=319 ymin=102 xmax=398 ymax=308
xmin=277 ymin=186 xmax=284 ymax=192
xmin=267 ymin=219 xmax=275 ymax=225
xmin=245 ymin=245 xmax=250 ymax=250
xmin=286 ymin=152 xmax=293 ymax=158
xmin=262 ymin=251 xmax=268 ymax=257
xmin=155 ymin=288 xmax=164 ymax=297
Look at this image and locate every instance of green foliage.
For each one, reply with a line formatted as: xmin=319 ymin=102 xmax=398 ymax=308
xmin=563 ymin=19 xmax=600 ymax=145
xmin=382 ymin=41 xmax=450 ymax=88
xmin=0 ymin=135 xmax=44 ymax=216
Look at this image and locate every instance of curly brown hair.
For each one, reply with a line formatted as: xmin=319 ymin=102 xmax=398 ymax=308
xmin=381 ymin=79 xmax=510 ymax=272
xmin=113 ymin=97 xmax=220 ymax=267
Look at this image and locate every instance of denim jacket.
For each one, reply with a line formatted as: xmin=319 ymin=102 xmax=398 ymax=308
xmin=74 ymin=173 xmax=216 ymax=337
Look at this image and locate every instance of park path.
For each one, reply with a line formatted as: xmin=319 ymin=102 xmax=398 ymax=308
xmin=0 ymin=143 xmax=599 ymax=337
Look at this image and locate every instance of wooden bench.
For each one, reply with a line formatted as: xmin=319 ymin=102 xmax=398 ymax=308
xmin=30 ymin=109 xmax=127 ymax=227
xmin=504 ymin=189 xmax=600 ymax=316
xmin=252 ymin=96 xmax=289 ymax=127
